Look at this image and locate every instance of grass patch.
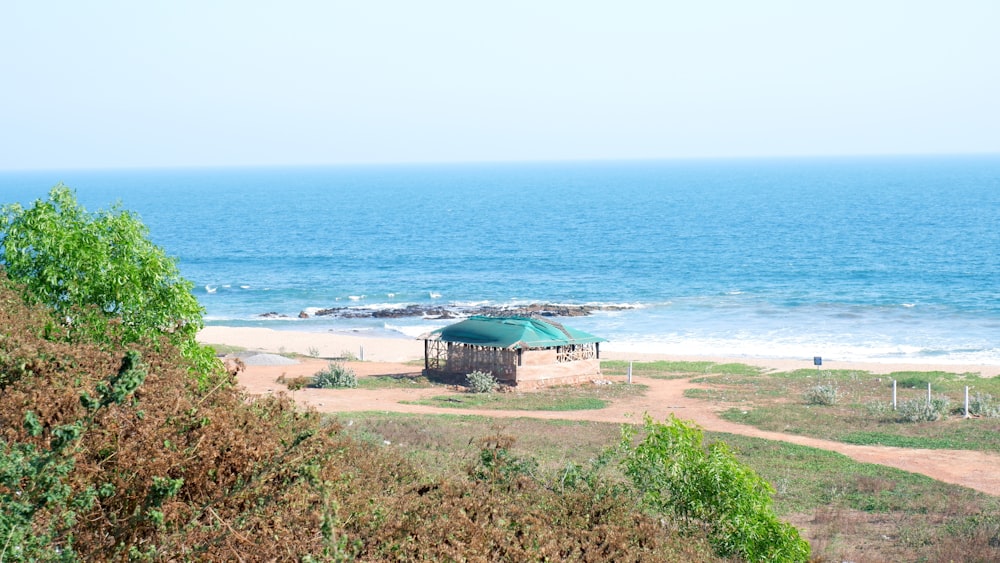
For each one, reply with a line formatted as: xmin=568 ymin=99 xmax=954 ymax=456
xmin=355 ymin=374 xmax=438 ymax=389
xmin=404 ymin=383 xmax=647 ymax=411
xmin=337 ymin=412 xmax=623 ymax=480
xmin=699 ymin=367 xmax=1000 ymax=453
xmin=683 ymin=388 xmax=741 ymax=402
xmin=205 ymin=342 xmax=245 ymax=355
xmin=841 ymin=432 xmax=966 ymax=449
xmin=417 ymin=394 xmax=608 ymax=411
xmin=601 ymin=359 xmax=761 ymax=379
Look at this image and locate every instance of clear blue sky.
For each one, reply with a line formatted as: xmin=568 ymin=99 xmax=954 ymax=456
xmin=2 ymin=1 xmax=998 ymax=170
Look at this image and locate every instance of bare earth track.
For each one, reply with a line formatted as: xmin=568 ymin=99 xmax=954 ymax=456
xmin=238 ymin=359 xmax=1000 ymax=497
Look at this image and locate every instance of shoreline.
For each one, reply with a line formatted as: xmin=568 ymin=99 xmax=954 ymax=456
xmin=197 ymin=326 xmax=1000 ymax=377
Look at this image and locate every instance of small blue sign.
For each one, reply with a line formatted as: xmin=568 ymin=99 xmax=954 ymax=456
xmin=813 ymin=356 xmax=822 ymax=366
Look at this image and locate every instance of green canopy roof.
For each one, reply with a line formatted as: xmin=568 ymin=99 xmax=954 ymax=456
xmin=422 ymin=316 xmax=605 ymax=349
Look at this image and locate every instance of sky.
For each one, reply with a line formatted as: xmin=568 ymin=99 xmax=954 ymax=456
xmin=1 ymin=1 xmax=998 ymax=170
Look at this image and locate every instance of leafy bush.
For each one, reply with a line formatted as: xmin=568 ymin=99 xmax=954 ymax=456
xmin=0 ymin=185 xmax=202 ymax=345
xmin=0 ymin=186 xmax=225 ymax=389
xmin=897 ymin=397 xmax=950 ymax=422
xmin=804 ymin=384 xmax=838 ymax=405
xmin=620 ymin=415 xmax=810 ymax=562
xmin=967 ymin=392 xmax=1000 ymax=418
xmin=311 ymin=361 xmax=357 ymax=388
xmin=469 ymin=430 xmax=538 ymax=486
xmin=466 ymin=370 xmax=498 ymax=393
xmin=865 ymin=400 xmax=894 ymax=419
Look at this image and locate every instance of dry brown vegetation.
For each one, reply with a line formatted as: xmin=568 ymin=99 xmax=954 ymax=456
xmin=0 ymin=274 xmax=722 ymax=561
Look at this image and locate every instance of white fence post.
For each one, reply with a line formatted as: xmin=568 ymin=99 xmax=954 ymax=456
xmin=627 ymin=360 xmax=633 ymax=384
xmin=893 ymin=380 xmax=897 ymax=410
xmin=965 ymin=386 xmax=971 ymax=419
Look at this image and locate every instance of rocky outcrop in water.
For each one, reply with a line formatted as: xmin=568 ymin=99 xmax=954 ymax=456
xmin=288 ymin=303 xmax=632 ymax=320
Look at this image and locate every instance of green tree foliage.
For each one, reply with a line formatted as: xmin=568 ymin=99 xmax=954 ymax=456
xmin=620 ymin=415 xmax=810 ymax=562
xmin=0 ymin=185 xmax=222 ymax=386
xmin=0 ymin=185 xmax=202 ymax=344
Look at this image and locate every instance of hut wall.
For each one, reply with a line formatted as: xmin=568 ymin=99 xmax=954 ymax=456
xmin=444 ymin=344 xmax=517 ymax=382
xmin=513 ymin=358 xmax=602 ymax=389
xmin=521 ymin=348 xmax=557 ymax=366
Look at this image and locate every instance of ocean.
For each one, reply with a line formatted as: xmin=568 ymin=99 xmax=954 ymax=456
xmin=2 ymin=155 xmax=999 ymax=365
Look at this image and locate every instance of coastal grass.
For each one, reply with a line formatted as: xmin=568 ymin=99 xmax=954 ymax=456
xmin=403 ymin=382 xmax=647 ymax=411
xmin=687 ymin=367 xmax=1000 ymax=452
xmin=338 ymin=412 xmax=1000 ymax=563
xmin=356 ymin=373 xmax=438 ymax=389
xmin=204 ymin=342 xmax=246 ymax=355
xmin=601 ymin=359 xmax=762 ymax=379
xmin=339 ymin=413 xmax=622 ymax=480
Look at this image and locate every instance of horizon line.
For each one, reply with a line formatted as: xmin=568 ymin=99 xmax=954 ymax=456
xmin=2 ymin=150 xmax=999 ymax=174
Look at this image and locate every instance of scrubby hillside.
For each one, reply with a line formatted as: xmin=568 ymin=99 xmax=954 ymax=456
xmin=0 ymin=274 xmax=722 ymax=561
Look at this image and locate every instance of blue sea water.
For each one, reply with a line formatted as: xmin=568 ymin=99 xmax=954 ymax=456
xmin=2 ymin=155 xmax=999 ymax=364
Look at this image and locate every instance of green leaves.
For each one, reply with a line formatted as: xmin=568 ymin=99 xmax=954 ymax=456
xmin=2 ymin=185 xmax=227 ymax=389
xmin=0 ymin=184 xmax=204 ymax=345
xmin=620 ymin=415 xmax=811 ymax=562
xmin=23 ymin=411 xmax=43 ymax=437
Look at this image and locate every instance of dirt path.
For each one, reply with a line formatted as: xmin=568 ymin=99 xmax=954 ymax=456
xmin=238 ymin=359 xmax=1000 ymax=496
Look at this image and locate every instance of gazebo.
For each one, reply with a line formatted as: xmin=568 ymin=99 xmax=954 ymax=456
xmin=419 ymin=315 xmax=606 ymax=388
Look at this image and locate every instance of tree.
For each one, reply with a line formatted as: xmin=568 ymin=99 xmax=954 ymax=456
xmin=1 ymin=185 xmax=221 ymax=384
xmin=1 ymin=184 xmax=202 ymax=342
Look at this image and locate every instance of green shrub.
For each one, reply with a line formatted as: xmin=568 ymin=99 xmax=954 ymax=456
xmin=804 ymin=384 xmax=838 ymax=405
xmin=968 ymin=392 xmax=1000 ymax=418
xmin=897 ymin=397 xmax=949 ymax=422
xmin=895 ymin=375 xmax=934 ymax=389
xmin=469 ymin=431 xmax=538 ymax=485
xmin=620 ymin=415 xmax=810 ymax=562
xmin=466 ymin=370 xmax=498 ymax=394
xmin=0 ymin=185 xmax=226 ymax=390
xmin=311 ymin=362 xmax=357 ymax=388
xmin=1 ymin=186 xmax=202 ymax=344
xmin=865 ymin=400 xmax=894 ymax=419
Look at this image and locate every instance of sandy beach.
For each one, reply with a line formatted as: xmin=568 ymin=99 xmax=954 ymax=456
xmin=198 ymin=325 xmax=1000 ymax=378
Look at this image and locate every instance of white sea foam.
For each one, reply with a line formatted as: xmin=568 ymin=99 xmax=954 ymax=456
xmin=450 ymin=300 xmax=494 ymax=308
xmin=428 ymin=291 xmax=442 ymax=299
xmin=599 ymin=334 xmax=1000 ymax=366
xmin=385 ymin=322 xmax=448 ymax=338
